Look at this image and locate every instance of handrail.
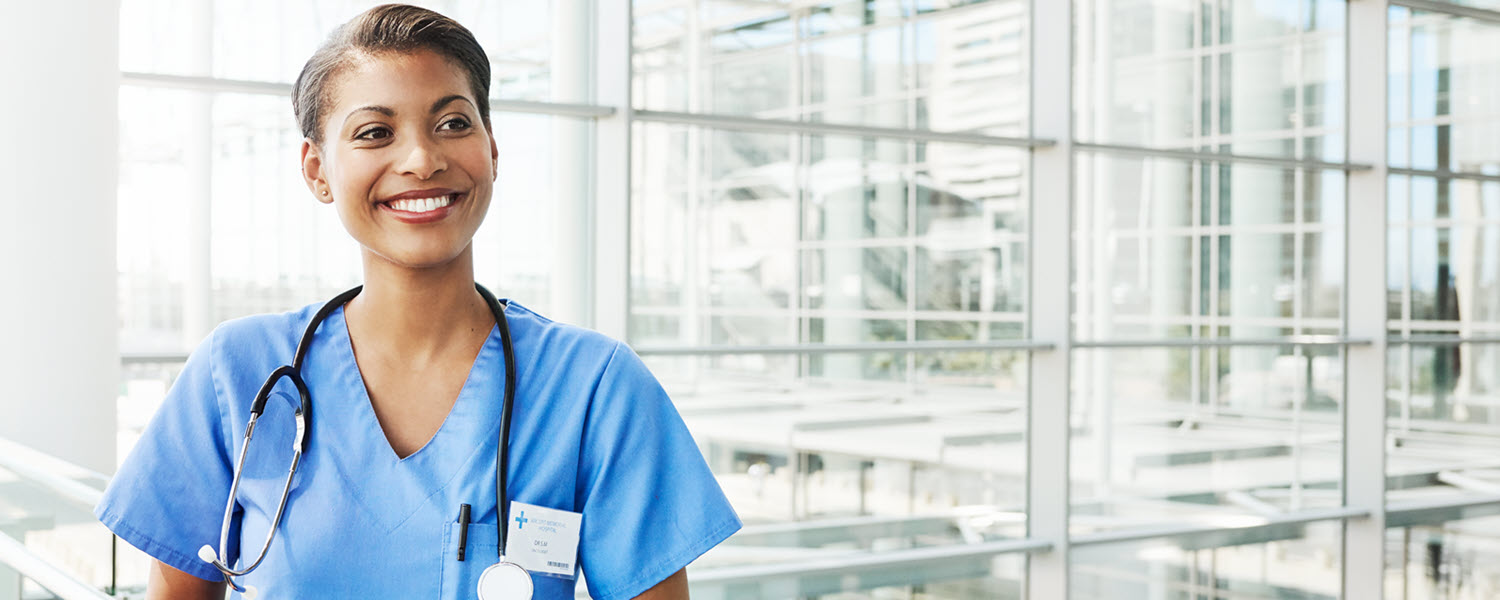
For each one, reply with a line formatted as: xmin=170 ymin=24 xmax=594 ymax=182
xmin=120 ymin=352 xmax=188 ymax=365
xmin=0 ymin=530 xmax=113 ymax=600
xmin=633 ymin=339 xmax=1054 ymax=356
xmin=1073 ymin=336 xmax=1372 ymax=349
xmin=1389 ymin=335 xmax=1500 ymax=346
xmin=689 ymin=536 xmax=1052 ymax=584
xmin=134 ymin=335 xmax=1386 ymax=361
xmin=1069 ymin=506 xmax=1370 ymax=547
xmin=1390 ymin=0 xmax=1500 ymax=24
xmin=1074 ymin=141 xmax=1374 ymax=172
xmin=1386 ymin=493 xmax=1500 ymax=528
xmin=0 ymin=437 xmax=106 ymax=508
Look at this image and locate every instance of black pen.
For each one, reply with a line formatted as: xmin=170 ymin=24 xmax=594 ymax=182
xmin=456 ymin=504 xmax=471 ymax=561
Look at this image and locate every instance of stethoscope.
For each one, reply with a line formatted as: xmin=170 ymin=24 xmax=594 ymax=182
xmin=196 ymin=284 xmax=533 ymax=600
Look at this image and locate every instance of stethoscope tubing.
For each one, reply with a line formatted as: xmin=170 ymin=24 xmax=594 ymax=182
xmin=205 ymin=284 xmax=517 ymax=590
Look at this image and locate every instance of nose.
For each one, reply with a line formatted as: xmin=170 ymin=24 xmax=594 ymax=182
xmin=396 ymin=135 xmax=447 ymax=180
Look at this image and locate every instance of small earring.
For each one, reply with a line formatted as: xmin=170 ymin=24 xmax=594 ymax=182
xmin=321 ymin=189 xmax=328 ymax=196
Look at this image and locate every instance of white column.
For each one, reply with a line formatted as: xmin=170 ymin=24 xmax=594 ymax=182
xmin=183 ymin=0 xmax=214 ymax=347
xmin=819 ymin=0 xmax=865 ymax=379
xmin=591 ymin=0 xmax=632 ymax=340
xmin=551 ymin=0 xmax=593 ymax=328
xmin=0 ymin=0 xmax=120 ymax=474
xmin=1227 ymin=2 xmax=1287 ymax=411
xmin=1029 ymin=0 xmax=1072 ymax=597
xmin=1345 ymin=2 xmax=1389 ymax=598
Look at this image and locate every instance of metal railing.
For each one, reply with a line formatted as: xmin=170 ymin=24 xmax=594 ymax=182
xmin=0 ymin=437 xmax=113 ymax=599
xmin=0 ymin=532 xmax=113 ymax=600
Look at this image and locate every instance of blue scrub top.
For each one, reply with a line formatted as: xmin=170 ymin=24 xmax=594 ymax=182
xmin=96 ymin=299 xmax=741 ymax=599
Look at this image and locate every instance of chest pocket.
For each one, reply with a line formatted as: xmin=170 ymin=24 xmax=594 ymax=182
xmin=441 ymin=521 xmax=579 ymax=599
xmin=442 ymin=521 xmax=498 ymax=598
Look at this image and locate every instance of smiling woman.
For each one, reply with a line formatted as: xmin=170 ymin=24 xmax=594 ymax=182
xmin=95 ymin=5 xmax=739 ymax=600
xmin=301 ymin=48 xmax=498 ymax=270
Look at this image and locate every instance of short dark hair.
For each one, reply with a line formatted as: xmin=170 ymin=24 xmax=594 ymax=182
xmin=292 ymin=4 xmax=491 ymax=143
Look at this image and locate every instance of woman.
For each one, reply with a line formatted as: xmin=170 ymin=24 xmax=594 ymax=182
xmin=95 ymin=5 xmax=740 ymax=599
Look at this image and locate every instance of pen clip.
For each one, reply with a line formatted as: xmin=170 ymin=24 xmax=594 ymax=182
xmin=457 ymin=504 xmax=472 ymax=562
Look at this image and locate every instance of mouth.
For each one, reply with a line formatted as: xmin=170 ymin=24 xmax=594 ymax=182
xmin=378 ymin=191 xmax=464 ymax=223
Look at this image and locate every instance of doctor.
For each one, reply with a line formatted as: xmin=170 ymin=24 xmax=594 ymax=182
xmin=95 ymin=5 xmax=740 ymax=599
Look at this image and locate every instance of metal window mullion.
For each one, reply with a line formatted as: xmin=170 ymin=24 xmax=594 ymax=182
xmin=1345 ymin=2 xmax=1389 ymax=599
xmin=633 ymin=109 xmax=1052 ymax=147
xmin=1390 ymin=0 xmax=1500 ymax=24
xmin=1388 ymin=167 xmax=1500 ymax=184
xmin=1028 ymin=0 xmax=1071 ymax=597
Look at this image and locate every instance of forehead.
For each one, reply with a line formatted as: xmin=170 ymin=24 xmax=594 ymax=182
xmin=328 ymin=49 xmax=475 ymax=116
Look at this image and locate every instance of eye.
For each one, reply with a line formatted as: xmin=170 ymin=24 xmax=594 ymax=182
xmin=439 ymin=117 xmax=472 ymax=132
xmin=354 ymin=126 xmax=391 ymax=141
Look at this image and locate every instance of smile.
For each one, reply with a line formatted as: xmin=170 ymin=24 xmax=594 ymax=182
xmin=385 ymin=194 xmax=455 ymax=214
xmin=377 ymin=191 xmax=464 ymax=224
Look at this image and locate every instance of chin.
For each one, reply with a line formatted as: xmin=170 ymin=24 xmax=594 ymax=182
xmin=373 ymin=243 xmax=470 ymax=271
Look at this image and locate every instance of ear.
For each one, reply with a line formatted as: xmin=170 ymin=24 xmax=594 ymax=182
xmin=489 ymin=132 xmax=499 ymax=181
xmin=301 ymin=138 xmax=333 ymax=204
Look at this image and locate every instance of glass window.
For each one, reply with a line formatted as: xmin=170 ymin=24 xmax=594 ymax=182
xmin=119 ymin=87 xmax=571 ymax=354
xmin=1071 ymin=345 xmax=1347 ymax=534
xmin=633 ymin=0 xmax=1029 ymax=134
xmin=630 ymin=108 xmax=1028 ymax=596
xmin=1385 ymin=515 xmax=1500 ymax=599
xmin=1388 ymin=8 xmax=1500 ymax=173
xmin=1072 ymin=520 xmax=1344 ymax=599
xmin=121 ymin=0 xmax=581 ymax=102
xmin=1076 ymin=156 xmax=1345 ymax=341
xmin=1075 ymin=0 xmax=1346 ymax=159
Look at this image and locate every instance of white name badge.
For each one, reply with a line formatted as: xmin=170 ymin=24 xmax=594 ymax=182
xmin=505 ymin=501 xmax=583 ymax=579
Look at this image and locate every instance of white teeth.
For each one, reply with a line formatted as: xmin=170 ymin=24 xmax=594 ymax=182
xmin=387 ymin=195 xmax=454 ymax=213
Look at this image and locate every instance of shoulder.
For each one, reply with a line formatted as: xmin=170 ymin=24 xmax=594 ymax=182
xmin=503 ymin=300 xmax=629 ymax=370
xmin=199 ymin=302 xmax=325 ymax=370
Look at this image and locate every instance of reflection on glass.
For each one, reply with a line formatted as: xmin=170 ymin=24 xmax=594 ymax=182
xmin=804 ymin=247 xmax=908 ymax=311
xmin=633 ymin=0 xmax=1028 ymax=133
xmin=632 ymin=124 xmax=1027 ymax=348
xmin=916 ymin=244 xmax=1024 ymax=313
xmin=652 ymin=349 xmax=1025 ymax=527
xmin=1072 ymin=520 xmax=1343 ymax=599
xmin=1407 ymin=225 xmax=1500 ymax=323
xmin=1388 ymin=8 xmax=1500 ymax=173
xmin=1386 ymin=342 xmax=1500 ymax=497
xmin=1075 ymin=0 xmax=1345 ymax=158
xmin=1076 ymin=156 xmax=1345 ymax=341
xmin=122 ymin=0 xmax=571 ymax=101
xmin=1071 ymin=346 xmax=1345 ymax=534
xmin=1385 ymin=518 xmax=1500 ymax=600
xmin=118 ymin=87 xmax=197 ymax=351
xmin=0 ymin=464 xmax=130 ymax=593
xmin=916 ymin=145 xmax=1028 ymax=235
xmin=711 ymin=50 xmax=794 ymax=115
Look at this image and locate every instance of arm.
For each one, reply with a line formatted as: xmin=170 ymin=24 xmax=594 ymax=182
xmin=147 ymin=559 xmax=227 ymax=600
xmin=632 ymin=568 xmax=688 ymax=600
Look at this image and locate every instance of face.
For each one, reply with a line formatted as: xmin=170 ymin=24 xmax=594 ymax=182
xmin=300 ymin=49 xmax=498 ymax=270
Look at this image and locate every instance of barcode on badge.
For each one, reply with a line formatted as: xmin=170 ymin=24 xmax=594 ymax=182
xmin=548 ymin=561 xmax=569 ymax=569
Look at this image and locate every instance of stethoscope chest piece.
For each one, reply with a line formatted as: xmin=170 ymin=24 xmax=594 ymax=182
xmin=477 ymin=560 xmax=532 ymax=600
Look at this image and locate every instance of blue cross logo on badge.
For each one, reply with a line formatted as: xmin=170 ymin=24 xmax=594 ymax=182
xmin=515 ymin=511 xmax=527 ymax=530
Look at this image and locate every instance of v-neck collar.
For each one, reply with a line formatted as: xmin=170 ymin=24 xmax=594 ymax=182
xmin=307 ymin=304 xmax=507 ymax=533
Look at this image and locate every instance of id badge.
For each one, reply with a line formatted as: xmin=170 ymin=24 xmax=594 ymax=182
xmin=505 ymin=501 xmax=583 ymax=579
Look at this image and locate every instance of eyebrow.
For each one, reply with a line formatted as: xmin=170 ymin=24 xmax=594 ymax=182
xmin=342 ymin=95 xmax=476 ymax=127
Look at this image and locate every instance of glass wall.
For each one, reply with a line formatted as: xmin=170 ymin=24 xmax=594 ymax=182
xmin=1385 ymin=4 xmax=1500 ymax=545
xmin=117 ymin=0 xmax=584 ymax=355
xmin=85 ymin=0 xmax=1500 ymax=598
xmin=109 ymin=1 xmax=589 ymax=593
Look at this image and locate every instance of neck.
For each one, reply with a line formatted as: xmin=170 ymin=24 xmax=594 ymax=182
xmin=345 ymin=245 xmax=493 ymax=362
